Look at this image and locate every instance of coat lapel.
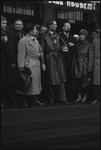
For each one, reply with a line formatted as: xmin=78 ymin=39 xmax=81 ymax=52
xmin=45 ymin=32 xmax=59 ymax=50
xmin=26 ymin=35 xmax=39 ymax=54
xmin=45 ymin=33 xmax=54 ymax=48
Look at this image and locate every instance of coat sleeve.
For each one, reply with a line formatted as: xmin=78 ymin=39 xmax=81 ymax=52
xmin=88 ymin=43 xmax=95 ymax=73
xmin=38 ymin=42 xmax=44 ymax=64
xmin=18 ymin=38 xmax=26 ymax=68
xmin=39 ymin=37 xmax=46 ymax=64
xmin=6 ymin=30 xmax=17 ymax=65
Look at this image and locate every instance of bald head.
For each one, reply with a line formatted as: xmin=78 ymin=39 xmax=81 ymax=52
xmin=62 ymin=22 xmax=71 ymax=33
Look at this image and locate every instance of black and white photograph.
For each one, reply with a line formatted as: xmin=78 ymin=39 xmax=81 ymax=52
xmin=1 ymin=0 xmax=100 ymax=149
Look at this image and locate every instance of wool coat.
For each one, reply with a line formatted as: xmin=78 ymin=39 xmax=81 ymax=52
xmin=72 ymin=40 xmax=94 ymax=78
xmin=17 ymin=34 xmax=42 ymax=95
xmin=92 ymin=37 xmax=100 ymax=85
xmin=41 ymin=31 xmax=67 ymax=85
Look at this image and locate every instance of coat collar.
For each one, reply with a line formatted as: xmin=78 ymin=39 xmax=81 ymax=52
xmin=44 ymin=31 xmax=59 ymax=49
xmin=25 ymin=34 xmax=39 ymax=52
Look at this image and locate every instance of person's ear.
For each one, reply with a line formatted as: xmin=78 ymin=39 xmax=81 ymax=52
xmin=22 ymin=24 xmax=24 ymax=29
xmin=62 ymin=26 xmax=64 ymax=30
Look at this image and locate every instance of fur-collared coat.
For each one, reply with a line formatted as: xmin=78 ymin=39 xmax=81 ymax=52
xmin=41 ymin=31 xmax=67 ymax=85
xmin=17 ymin=34 xmax=42 ymax=95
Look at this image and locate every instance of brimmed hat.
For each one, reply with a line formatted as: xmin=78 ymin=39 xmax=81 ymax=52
xmin=79 ymin=29 xmax=89 ymax=38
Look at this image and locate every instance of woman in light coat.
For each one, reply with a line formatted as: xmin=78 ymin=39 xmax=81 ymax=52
xmin=17 ymin=23 xmax=46 ymax=107
xmin=91 ymin=29 xmax=100 ymax=104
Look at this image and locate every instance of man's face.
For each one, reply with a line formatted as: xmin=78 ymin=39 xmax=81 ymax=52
xmin=96 ymin=31 xmax=100 ymax=37
xmin=1 ymin=20 xmax=7 ymax=31
xmin=40 ymin=26 xmax=47 ymax=34
xmin=91 ymin=32 xmax=96 ymax=39
xmin=63 ymin=23 xmax=71 ymax=33
xmin=49 ymin=21 xmax=57 ymax=32
xmin=14 ymin=20 xmax=23 ymax=31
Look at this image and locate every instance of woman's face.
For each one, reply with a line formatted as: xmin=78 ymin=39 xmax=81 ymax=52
xmin=1 ymin=20 xmax=7 ymax=31
xmin=30 ymin=26 xmax=39 ymax=37
xmin=80 ymin=34 xmax=86 ymax=41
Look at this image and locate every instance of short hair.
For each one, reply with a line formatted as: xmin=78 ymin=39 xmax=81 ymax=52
xmin=14 ymin=18 xmax=23 ymax=24
xmin=96 ymin=28 xmax=100 ymax=33
xmin=1 ymin=16 xmax=7 ymax=21
xmin=46 ymin=19 xmax=55 ymax=28
xmin=25 ymin=23 xmax=35 ymax=33
xmin=41 ymin=24 xmax=47 ymax=28
xmin=25 ymin=23 xmax=40 ymax=33
xmin=63 ymin=21 xmax=71 ymax=27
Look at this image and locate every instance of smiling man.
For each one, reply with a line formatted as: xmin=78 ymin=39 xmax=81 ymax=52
xmin=6 ymin=18 xmax=24 ymax=107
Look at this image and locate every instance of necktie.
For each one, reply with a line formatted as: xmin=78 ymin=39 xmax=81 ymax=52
xmin=50 ymin=33 xmax=57 ymax=45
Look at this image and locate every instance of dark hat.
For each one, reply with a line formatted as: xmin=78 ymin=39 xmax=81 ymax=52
xmin=79 ymin=29 xmax=89 ymax=38
xmin=1 ymin=16 xmax=7 ymax=21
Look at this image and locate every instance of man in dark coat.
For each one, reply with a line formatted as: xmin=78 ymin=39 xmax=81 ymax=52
xmin=40 ymin=19 xmax=69 ymax=104
xmin=60 ymin=22 xmax=75 ymax=102
xmin=91 ymin=29 xmax=100 ymax=104
xmin=1 ymin=16 xmax=9 ymax=107
xmin=6 ymin=18 xmax=24 ymax=107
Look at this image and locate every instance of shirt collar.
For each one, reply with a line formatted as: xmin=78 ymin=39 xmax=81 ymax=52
xmin=64 ymin=32 xmax=69 ymax=37
xmin=49 ymin=30 xmax=55 ymax=35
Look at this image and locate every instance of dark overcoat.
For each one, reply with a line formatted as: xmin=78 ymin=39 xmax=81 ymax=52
xmin=72 ymin=40 xmax=94 ymax=78
xmin=6 ymin=27 xmax=24 ymax=84
xmin=1 ymin=29 xmax=8 ymax=86
xmin=41 ymin=31 xmax=67 ymax=85
xmin=92 ymin=37 xmax=100 ymax=85
xmin=59 ymin=32 xmax=75 ymax=78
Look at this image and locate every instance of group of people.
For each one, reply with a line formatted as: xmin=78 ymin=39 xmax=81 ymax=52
xmin=1 ymin=15 xmax=100 ymax=108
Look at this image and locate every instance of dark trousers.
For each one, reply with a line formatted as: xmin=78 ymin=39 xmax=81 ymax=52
xmin=94 ymin=85 xmax=100 ymax=101
xmin=7 ymin=83 xmax=17 ymax=105
xmin=1 ymin=84 xmax=10 ymax=105
xmin=48 ymin=82 xmax=66 ymax=102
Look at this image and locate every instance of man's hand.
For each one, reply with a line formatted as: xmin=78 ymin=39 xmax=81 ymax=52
xmin=68 ymin=42 xmax=74 ymax=47
xmin=19 ymin=67 xmax=24 ymax=71
xmin=4 ymin=36 xmax=8 ymax=43
xmin=62 ymin=46 xmax=69 ymax=52
xmin=11 ymin=64 xmax=16 ymax=68
xmin=41 ymin=63 xmax=46 ymax=71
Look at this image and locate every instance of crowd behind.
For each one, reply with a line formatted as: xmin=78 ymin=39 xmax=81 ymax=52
xmin=1 ymin=15 xmax=100 ymax=108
